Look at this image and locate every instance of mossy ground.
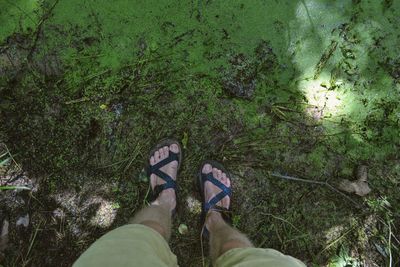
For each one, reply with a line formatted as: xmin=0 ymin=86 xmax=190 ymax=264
xmin=0 ymin=0 xmax=399 ymax=266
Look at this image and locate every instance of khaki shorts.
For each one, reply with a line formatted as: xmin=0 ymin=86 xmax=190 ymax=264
xmin=73 ymin=224 xmax=305 ymax=267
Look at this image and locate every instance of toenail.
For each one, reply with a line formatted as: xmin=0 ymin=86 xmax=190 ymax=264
xmin=203 ymin=164 xmax=212 ymax=173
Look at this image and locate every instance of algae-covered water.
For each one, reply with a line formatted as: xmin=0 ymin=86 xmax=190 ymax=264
xmin=1 ymin=0 xmax=399 ymax=266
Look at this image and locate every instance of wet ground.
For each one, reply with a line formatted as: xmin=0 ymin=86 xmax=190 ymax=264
xmin=1 ymin=0 xmax=399 ymax=266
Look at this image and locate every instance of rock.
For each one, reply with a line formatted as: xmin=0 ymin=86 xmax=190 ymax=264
xmin=16 ymin=214 xmax=29 ymax=227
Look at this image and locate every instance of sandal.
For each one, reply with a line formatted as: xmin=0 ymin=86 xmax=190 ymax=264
xmin=147 ymin=139 xmax=182 ymax=215
xmin=198 ymin=160 xmax=232 ymax=238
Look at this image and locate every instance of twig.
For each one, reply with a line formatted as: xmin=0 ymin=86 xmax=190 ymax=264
xmin=388 ymin=220 xmax=392 ymax=267
xmin=142 ymin=185 xmax=151 ymax=208
xmin=65 ymin=97 xmax=90 ymax=105
xmin=314 ymin=40 xmax=338 ymax=79
xmin=123 ymin=144 xmax=141 ymax=173
xmin=270 ymin=172 xmax=361 ymax=207
xmin=318 ymin=226 xmax=355 ymax=256
xmin=23 ymin=220 xmax=42 ymax=267
xmin=261 ymin=213 xmax=303 ymax=233
xmin=27 ymin=0 xmax=60 ymax=60
xmin=271 ymin=172 xmax=326 ymax=185
xmin=0 ymin=143 xmax=22 ymax=179
xmin=200 ymin=228 xmax=206 ymax=267
xmin=96 ymin=157 xmax=131 ymax=169
xmin=135 ymin=76 xmax=193 ymax=89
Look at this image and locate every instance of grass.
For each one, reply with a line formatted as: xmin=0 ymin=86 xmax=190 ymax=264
xmin=0 ymin=144 xmax=20 ymax=171
xmin=0 ymin=0 xmax=399 ymax=266
xmin=0 ymin=186 xmax=31 ymax=191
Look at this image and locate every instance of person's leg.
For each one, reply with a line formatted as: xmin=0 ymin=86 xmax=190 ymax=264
xmin=201 ymin=164 xmax=253 ymax=262
xmin=207 ymin=211 xmax=253 ymax=261
xmin=201 ymin=163 xmax=306 ymax=267
xmin=73 ymin=144 xmax=180 ymax=267
xmin=129 ymin=192 xmax=174 ymax=240
xmin=130 ymin=144 xmax=179 ymax=240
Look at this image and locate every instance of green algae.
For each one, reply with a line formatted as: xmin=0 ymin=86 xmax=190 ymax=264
xmin=0 ymin=0 xmax=39 ymax=42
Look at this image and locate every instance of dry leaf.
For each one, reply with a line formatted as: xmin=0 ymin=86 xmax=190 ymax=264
xmin=338 ymin=165 xmax=371 ymax=196
xmin=338 ymin=179 xmax=371 ymax=196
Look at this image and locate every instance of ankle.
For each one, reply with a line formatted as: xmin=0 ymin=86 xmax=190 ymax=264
xmin=205 ymin=211 xmax=224 ymax=231
xmin=140 ymin=220 xmax=169 ymax=240
xmin=152 ymin=189 xmax=176 ymax=212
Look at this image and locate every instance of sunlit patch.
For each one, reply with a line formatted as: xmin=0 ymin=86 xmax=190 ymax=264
xmin=55 ymin=192 xmax=118 ymax=229
xmin=90 ymin=200 xmax=118 ymax=228
xmin=324 ymin=225 xmax=345 ymax=242
xmin=186 ymin=195 xmax=201 ymax=215
xmin=301 ymin=76 xmax=343 ymax=118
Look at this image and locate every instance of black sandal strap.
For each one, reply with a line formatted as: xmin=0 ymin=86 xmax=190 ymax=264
xmin=149 ymin=151 xmax=179 ymax=199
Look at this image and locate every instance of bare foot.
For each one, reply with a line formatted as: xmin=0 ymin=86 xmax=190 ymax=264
xmin=150 ymin=144 xmax=179 ymax=212
xmin=202 ymin=163 xmax=231 ymax=230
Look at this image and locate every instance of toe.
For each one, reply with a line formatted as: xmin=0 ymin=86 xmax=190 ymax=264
xmin=159 ymin=148 xmax=165 ymax=159
xmin=212 ymin=168 xmax=219 ymax=179
xmin=150 ymin=174 xmax=157 ymax=188
xmin=150 ymin=156 xmax=156 ymax=165
xmin=163 ymin=146 xmax=169 ymax=158
xmin=221 ymin=173 xmax=230 ymax=187
xmin=202 ymin=163 xmax=212 ymax=174
xmin=170 ymin=143 xmax=179 ymax=154
xmin=225 ymin=174 xmax=231 ymax=187
xmin=221 ymin=173 xmax=227 ymax=181
xmin=217 ymin=169 xmax=222 ymax=179
xmin=154 ymin=150 xmax=160 ymax=161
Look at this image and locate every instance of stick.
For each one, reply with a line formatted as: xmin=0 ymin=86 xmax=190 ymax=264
xmin=271 ymin=172 xmax=326 ymax=185
xmin=270 ymin=172 xmax=361 ymax=207
xmin=260 ymin=213 xmax=302 ymax=233
xmin=388 ymin=221 xmax=392 ymax=267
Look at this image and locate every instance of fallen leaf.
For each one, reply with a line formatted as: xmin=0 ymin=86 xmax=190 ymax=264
xmin=338 ymin=179 xmax=371 ymax=196
xmin=178 ymin=224 xmax=188 ymax=235
xmin=338 ymin=165 xmax=371 ymax=196
xmin=182 ymin=132 xmax=189 ymax=149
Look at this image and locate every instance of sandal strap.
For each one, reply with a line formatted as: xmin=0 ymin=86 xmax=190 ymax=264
xmin=150 ymin=152 xmax=179 ymax=172
xmin=202 ymin=205 xmax=232 ymax=238
xmin=149 ymin=152 xmax=179 ymax=198
xmin=202 ymin=172 xmax=232 ymax=213
xmin=209 ymin=205 xmax=232 ymax=222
